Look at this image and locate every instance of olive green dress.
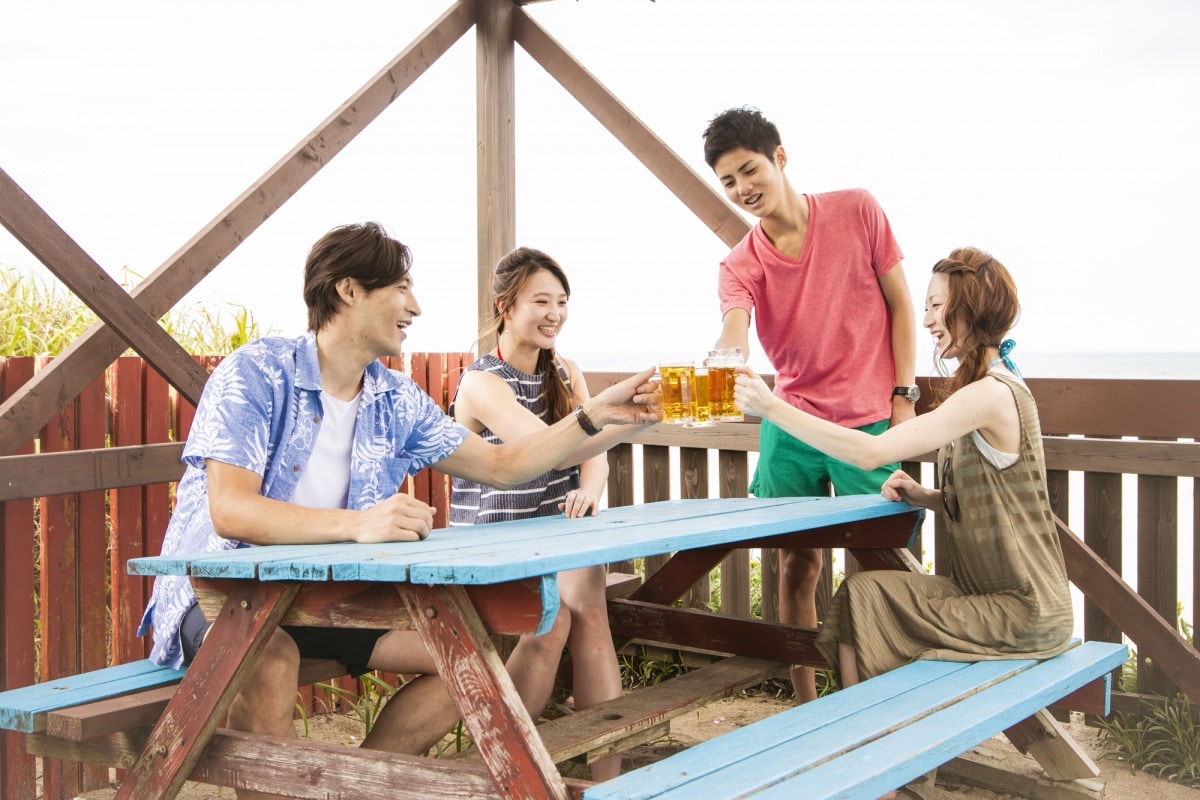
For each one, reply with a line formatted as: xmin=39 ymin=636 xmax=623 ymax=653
xmin=815 ymin=372 xmax=1074 ymax=681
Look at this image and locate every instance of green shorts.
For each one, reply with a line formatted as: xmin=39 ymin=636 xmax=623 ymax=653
xmin=749 ymin=418 xmax=896 ymax=498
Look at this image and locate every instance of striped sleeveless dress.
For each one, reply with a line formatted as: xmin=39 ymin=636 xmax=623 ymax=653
xmin=815 ymin=371 xmax=1074 ymax=680
xmin=448 ymin=354 xmax=581 ymax=526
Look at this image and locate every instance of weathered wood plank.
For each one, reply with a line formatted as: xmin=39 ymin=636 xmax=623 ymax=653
xmin=608 ymin=599 xmax=823 ymax=666
xmin=43 ymin=658 xmax=344 ymax=742
xmin=113 ymin=582 xmax=300 ymax=800
xmin=1083 ymin=465 xmax=1123 ymax=646
xmin=938 ymin=755 xmax=1103 ymax=800
xmin=0 ymin=444 xmax=186 ymax=501
xmin=1003 ymin=709 xmax=1100 ymax=781
xmin=0 ymin=358 xmax=37 ymax=800
xmin=76 ymin=372 xmax=110 ymax=792
xmin=401 ymin=583 xmax=569 ymax=800
xmin=1136 ymin=471 xmax=1178 ymax=695
xmin=110 ymin=359 xmax=150 ymax=664
xmin=194 ymin=577 xmax=550 ymax=637
xmin=477 ymin=0 xmax=515 ymax=356
xmin=536 ymin=656 xmax=785 ymax=765
xmin=1056 ymin=516 xmax=1200 ymax=705
xmin=37 ymin=362 xmax=84 ymax=797
xmin=27 ymin=726 xmax=599 ymax=800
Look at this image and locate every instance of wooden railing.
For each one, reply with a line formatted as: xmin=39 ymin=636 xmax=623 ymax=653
xmin=1 ymin=356 xmax=1197 ymax=799
xmin=585 ymin=371 xmax=1200 ymax=707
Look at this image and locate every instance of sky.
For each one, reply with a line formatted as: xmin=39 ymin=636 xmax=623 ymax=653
xmin=2 ymin=0 xmax=1199 ymax=376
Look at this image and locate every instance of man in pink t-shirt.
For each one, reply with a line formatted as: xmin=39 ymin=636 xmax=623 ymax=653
xmin=703 ymin=106 xmax=918 ymax=703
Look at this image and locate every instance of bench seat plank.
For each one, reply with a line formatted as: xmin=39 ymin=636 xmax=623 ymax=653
xmin=42 ymin=657 xmax=346 ymax=741
xmin=585 ymin=641 xmax=1126 ymax=800
xmin=0 ymin=660 xmax=184 ymax=734
xmin=755 ymin=642 xmax=1126 ymax=800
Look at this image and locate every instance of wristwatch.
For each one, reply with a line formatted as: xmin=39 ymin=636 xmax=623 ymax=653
xmin=893 ymin=385 xmax=920 ymax=403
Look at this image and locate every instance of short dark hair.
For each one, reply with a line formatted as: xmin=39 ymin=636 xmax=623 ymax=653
xmin=702 ymin=106 xmax=782 ymax=168
xmin=303 ymin=222 xmax=413 ymax=332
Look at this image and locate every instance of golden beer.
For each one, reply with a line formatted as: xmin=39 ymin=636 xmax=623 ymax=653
xmin=686 ymin=367 xmax=714 ymax=427
xmin=706 ymin=348 xmax=744 ymax=422
xmin=659 ymin=363 xmax=697 ymax=424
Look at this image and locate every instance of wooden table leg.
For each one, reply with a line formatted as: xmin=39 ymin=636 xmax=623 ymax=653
xmin=629 ymin=547 xmax=730 ymax=605
xmin=114 ymin=581 xmax=299 ymax=800
xmin=399 ymin=583 xmax=570 ymax=800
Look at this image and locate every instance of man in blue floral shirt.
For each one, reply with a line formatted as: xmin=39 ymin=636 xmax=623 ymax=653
xmin=139 ymin=222 xmax=659 ymax=787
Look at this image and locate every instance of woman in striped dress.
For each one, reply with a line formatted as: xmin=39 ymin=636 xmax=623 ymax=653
xmin=450 ymin=247 xmax=655 ymax=779
xmin=733 ymin=247 xmax=1073 ymax=689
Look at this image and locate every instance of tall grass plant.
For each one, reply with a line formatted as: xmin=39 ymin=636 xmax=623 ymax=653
xmin=1 ymin=264 xmax=270 ymax=357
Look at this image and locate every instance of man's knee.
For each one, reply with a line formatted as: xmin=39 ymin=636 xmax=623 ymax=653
xmin=522 ymin=608 xmax=571 ymax=656
xmin=249 ymin=629 xmax=301 ymax=689
xmin=779 ymin=548 xmax=823 ymax=588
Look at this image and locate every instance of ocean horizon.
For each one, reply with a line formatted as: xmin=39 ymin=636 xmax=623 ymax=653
xmin=573 ymin=350 xmax=1200 ymax=380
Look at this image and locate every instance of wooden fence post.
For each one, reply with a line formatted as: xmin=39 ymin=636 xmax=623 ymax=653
xmin=1 ymin=358 xmax=38 ymax=800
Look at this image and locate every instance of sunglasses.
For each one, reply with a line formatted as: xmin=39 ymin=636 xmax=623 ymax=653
xmin=941 ymin=444 xmax=959 ymax=522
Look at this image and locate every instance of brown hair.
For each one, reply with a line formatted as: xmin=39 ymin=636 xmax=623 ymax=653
xmin=930 ymin=247 xmax=1021 ymax=404
xmin=486 ymin=247 xmax=574 ymax=424
xmin=303 ymin=222 xmax=413 ymax=332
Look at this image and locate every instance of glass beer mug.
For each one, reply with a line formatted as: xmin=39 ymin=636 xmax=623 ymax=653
xmin=658 ymin=362 xmax=698 ymax=424
xmin=685 ymin=365 xmax=715 ymax=428
xmin=705 ymin=347 xmax=744 ymax=422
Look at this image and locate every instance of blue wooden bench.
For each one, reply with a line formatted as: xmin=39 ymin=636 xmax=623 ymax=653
xmin=584 ymin=640 xmax=1128 ymax=800
xmin=0 ymin=659 xmax=184 ymax=735
xmin=0 ymin=657 xmax=344 ymax=742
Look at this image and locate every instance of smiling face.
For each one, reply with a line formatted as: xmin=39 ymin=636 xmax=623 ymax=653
xmin=924 ymin=272 xmax=965 ymax=360
xmin=501 ymin=267 xmax=568 ymax=353
xmin=712 ymin=145 xmax=787 ymax=219
xmin=351 ymin=274 xmax=421 ymax=359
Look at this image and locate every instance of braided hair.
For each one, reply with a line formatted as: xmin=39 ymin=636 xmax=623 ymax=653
xmin=930 ymin=247 xmax=1021 ymax=405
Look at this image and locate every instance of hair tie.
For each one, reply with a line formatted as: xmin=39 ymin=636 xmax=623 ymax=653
xmin=989 ymin=338 xmax=1023 ymax=378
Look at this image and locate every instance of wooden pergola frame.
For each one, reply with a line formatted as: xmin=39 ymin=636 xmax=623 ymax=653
xmin=0 ymin=0 xmax=748 ymax=457
xmin=4 ymin=0 xmax=1198 ymax=723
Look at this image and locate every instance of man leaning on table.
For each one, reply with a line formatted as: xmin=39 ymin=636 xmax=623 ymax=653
xmin=138 ymin=221 xmax=660 ymax=800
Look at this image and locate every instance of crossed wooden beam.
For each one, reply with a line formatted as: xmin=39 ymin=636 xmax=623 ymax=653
xmin=0 ymin=0 xmax=747 ymax=458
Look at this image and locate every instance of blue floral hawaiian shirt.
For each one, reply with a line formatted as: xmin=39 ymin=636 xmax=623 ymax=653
xmin=138 ymin=333 xmax=468 ymax=668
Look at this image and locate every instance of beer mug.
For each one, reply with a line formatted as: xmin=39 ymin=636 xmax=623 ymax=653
xmin=658 ymin=362 xmax=697 ymax=424
xmin=705 ymin=347 xmax=744 ymax=422
xmin=685 ymin=366 xmax=715 ymax=428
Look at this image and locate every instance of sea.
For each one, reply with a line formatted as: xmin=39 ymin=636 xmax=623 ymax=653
xmin=574 ymin=350 xmax=1200 ymax=380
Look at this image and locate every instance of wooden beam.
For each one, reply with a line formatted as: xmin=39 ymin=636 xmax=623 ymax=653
xmin=0 ymin=169 xmax=209 ymax=406
xmin=513 ymin=8 xmax=750 ymax=249
xmin=114 ymin=582 xmax=300 ymax=800
xmin=0 ymin=443 xmax=185 ymax=501
xmin=29 ymin=726 xmax=561 ymax=799
xmin=0 ymin=0 xmax=477 ymax=456
xmin=1056 ymin=515 xmax=1200 ymax=706
xmin=476 ymin=0 xmax=516 ymax=354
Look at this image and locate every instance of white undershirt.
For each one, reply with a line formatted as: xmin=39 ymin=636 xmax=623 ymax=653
xmin=290 ymin=390 xmax=361 ymax=509
xmin=970 ymin=367 xmax=1020 ymax=469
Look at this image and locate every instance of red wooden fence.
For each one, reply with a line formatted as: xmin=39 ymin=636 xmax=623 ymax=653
xmin=0 ymin=352 xmax=472 ymax=800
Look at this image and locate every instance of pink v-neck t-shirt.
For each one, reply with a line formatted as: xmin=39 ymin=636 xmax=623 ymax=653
xmin=718 ymin=188 xmax=904 ymax=428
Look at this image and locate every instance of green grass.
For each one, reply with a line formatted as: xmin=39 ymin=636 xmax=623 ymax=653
xmin=1 ymin=264 xmax=271 ymax=357
xmin=1095 ymin=611 xmax=1199 ymax=787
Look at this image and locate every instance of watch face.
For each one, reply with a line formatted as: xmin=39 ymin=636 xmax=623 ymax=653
xmin=896 ymin=386 xmax=920 ymax=402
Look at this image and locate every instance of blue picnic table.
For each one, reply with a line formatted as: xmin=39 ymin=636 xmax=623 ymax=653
xmin=112 ymin=494 xmax=924 ymax=800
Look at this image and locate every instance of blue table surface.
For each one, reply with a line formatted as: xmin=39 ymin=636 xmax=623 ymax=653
xmin=128 ymin=495 xmax=920 ymax=586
